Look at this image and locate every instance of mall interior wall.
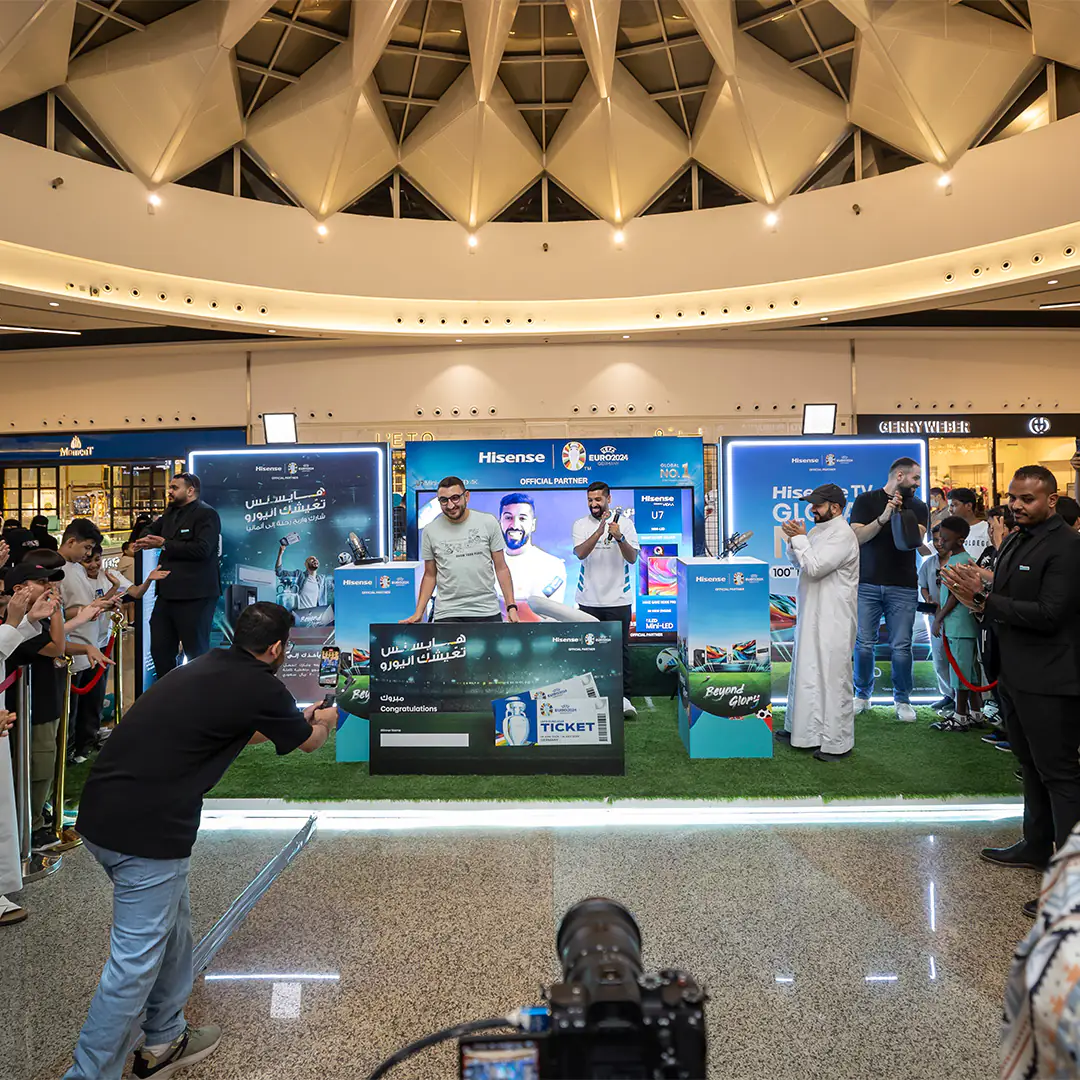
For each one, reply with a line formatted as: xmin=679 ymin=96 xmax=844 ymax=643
xmin=0 ymin=331 xmax=1075 ymax=440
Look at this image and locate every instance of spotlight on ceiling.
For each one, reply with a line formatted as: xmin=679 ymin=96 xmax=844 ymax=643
xmin=262 ymin=412 xmax=298 ymax=444
xmin=147 ymin=192 xmax=162 ymax=207
xmin=1047 ymin=279 xmax=1059 ymax=285
xmin=316 ymin=223 xmax=329 ymax=237
xmin=937 ymin=173 xmax=952 ymax=188
xmin=613 ymin=229 xmax=625 ymax=245
xmin=467 ymin=234 xmax=478 ymax=249
xmin=803 ymin=403 xmax=837 ymax=436
xmin=764 ymin=210 xmax=779 ymax=228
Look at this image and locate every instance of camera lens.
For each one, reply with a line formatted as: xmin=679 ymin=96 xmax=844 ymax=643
xmin=557 ymin=897 xmax=643 ymax=993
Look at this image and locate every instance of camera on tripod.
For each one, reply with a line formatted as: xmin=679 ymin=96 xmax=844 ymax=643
xmin=368 ymin=898 xmax=707 ymax=1080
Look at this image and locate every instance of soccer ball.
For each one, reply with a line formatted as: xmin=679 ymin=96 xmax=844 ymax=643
xmin=656 ymin=647 xmax=680 ymax=673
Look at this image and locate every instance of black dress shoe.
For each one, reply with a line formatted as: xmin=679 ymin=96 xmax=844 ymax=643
xmin=813 ymin=748 xmax=851 ymax=762
xmin=774 ymin=730 xmax=791 ymax=742
xmin=1022 ymin=898 xmax=1038 ymax=918
xmin=979 ymin=842 xmax=1050 ymax=871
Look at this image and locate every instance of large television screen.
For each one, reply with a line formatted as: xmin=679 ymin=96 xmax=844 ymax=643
xmin=415 ymin=487 xmax=694 ymax=640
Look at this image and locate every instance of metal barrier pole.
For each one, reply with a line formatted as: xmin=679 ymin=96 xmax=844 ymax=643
xmin=17 ymin=666 xmax=61 ymax=883
xmin=112 ymin=610 xmax=126 ymax=724
xmin=51 ymin=656 xmax=80 ymax=852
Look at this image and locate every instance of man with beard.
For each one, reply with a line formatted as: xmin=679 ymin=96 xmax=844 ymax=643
xmin=134 ymin=472 xmax=221 ymax=677
xmin=404 ymin=477 xmax=519 ymax=624
xmin=497 ymin=492 xmax=566 ymax=608
xmin=65 ymin=603 xmax=336 ymax=1079
xmin=777 ymin=484 xmax=860 ymax=761
xmin=849 ymin=456 xmax=929 ymax=721
xmin=573 ymin=481 xmax=640 ymax=717
xmin=275 ymin=543 xmax=333 ymax=611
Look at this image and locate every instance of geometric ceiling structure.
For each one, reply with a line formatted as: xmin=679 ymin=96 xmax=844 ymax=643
xmin=687 ymin=0 xmax=848 ymax=205
xmin=63 ymin=0 xmax=273 ymax=186
xmin=245 ymin=0 xmax=407 ymax=217
xmin=0 ymin=0 xmax=1073 ymax=224
xmin=0 ymin=0 xmax=75 ymax=112
xmin=836 ymin=0 xmax=1038 ymax=166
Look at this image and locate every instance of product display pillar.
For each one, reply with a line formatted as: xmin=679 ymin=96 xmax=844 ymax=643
xmin=676 ymin=557 xmax=773 ymax=758
xmin=333 ymin=563 xmax=423 ymax=762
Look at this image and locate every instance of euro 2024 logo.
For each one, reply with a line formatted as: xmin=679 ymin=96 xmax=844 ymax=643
xmin=733 ymin=572 xmax=745 ymax=586
xmin=825 ymin=453 xmax=837 ymax=466
xmin=562 ymin=441 xmax=586 ymax=471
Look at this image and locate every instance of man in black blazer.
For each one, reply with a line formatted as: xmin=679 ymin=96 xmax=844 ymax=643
xmin=134 ymin=472 xmax=221 ymax=679
xmin=944 ymin=465 xmax=1080 ymax=911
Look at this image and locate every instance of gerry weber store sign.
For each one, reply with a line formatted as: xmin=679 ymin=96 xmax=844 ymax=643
xmin=858 ymin=414 xmax=1080 ymax=438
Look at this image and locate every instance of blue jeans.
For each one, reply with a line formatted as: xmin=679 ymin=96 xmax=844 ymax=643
xmin=854 ymin=584 xmax=918 ymax=703
xmin=65 ymin=842 xmax=192 ymax=1080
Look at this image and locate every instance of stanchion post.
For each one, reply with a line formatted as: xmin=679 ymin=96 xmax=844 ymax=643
xmin=17 ymin=665 xmax=61 ymax=883
xmin=52 ymin=656 xmax=81 ymax=851
xmin=112 ymin=610 xmax=126 ymax=724
xmin=15 ymin=666 xmax=30 ymax=863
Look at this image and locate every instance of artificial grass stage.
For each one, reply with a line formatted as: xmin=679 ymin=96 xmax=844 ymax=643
xmin=65 ymin=700 xmax=1019 ymax=805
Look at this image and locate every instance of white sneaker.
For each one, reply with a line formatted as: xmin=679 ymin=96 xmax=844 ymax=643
xmin=623 ymin=697 xmax=637 ymax=718
xmin=895 ymin=703 xmax=917 ymax=722
xmin=854 ymin=698 xmax=871 ymax=714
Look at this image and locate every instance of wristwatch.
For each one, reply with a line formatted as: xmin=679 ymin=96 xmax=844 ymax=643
xmin=506 ymin=603 xmax=517 ymax=611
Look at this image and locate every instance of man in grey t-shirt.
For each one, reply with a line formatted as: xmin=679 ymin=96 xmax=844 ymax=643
xmin=404 ymin=476 xmax=520 ymax=624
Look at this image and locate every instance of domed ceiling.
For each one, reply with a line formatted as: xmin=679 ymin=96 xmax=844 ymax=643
xmin=0 ymin=0 xmax=1077 ymax=227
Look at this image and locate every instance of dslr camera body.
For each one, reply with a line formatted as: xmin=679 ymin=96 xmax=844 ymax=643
xmin=459 ymin=899 xmax=707 ymax=1079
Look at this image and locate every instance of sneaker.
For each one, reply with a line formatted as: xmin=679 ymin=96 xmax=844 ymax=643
xmin=981 ymin=729 xmax=1008 ymax=744
xmin=72 ymin=753 xmax=88 ymax=765
xmin=929 ymin=715 xmax=969 ymax=732
xmin=1022 ymin=898 xmax=1038 ymax=919
xmin=895 ymin=703 xmax=917 ymax=722
xmin=0 ymin=894 xmax=27 ymax=927
xmin=133 ymin=1025 xmax=222 ymax=1078
xmin=622 ymin=697 xmax=637 ymax=719
xmin=933 ymin=705 xmax=957 ymax=723
xmin=993 ymin=741 xmax=1013 ymax=753
xmin=1015 ymin=769 xmax=1023 ymax=782
xmin=854 ymin=698 xmax=871 ymax=715
xmin=982 ymin=700 xmax=1001 ymax=722
xmin=931 ymin=697 xmax=955 ymax=715
xmin=30 ymin=828 xmax=60 ymax=854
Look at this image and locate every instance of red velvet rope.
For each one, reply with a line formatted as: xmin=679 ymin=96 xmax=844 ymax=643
xmin=70 ymin=632 xmax=116 ymax=696
xmin=0 ymin=667 xmax=20 ymax=694
xmin=941 ymin=631 xmax=998 ymax=693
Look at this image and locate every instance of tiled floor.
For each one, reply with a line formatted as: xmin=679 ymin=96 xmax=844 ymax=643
xmin=5 ymin=818 xmax=1025 ymax=1080
xmin=0 ymin=830 xmax=301 ymax=1080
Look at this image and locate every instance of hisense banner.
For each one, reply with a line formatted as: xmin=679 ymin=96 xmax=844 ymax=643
xmin=720 ymin=437 xmax=937 ymax=704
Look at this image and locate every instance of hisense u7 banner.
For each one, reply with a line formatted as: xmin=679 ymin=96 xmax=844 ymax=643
xmin=720 ymin=437 xmax=937 ymax=704
xmin=405 ymin=438 xmax=704 ymax=641
xmin=183 ymin=446 xmax=389 ymax=703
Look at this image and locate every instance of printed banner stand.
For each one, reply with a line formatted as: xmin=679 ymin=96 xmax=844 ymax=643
xmin=333 ymin=563 xmax=423 ymax=762
xmin=369 ymin=621 xmax=625 ymax=775
xmin=676 ymin=557 xmax=773 ymax=759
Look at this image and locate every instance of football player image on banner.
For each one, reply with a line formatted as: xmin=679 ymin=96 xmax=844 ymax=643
xmin=498 ymin=492 xmax=567 ymax=607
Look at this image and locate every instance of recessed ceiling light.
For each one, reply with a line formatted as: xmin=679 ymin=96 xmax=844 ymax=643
xmin=467 ymin=234 xmax=478 ymax=248
xmin=315 ymin=223 xmax=329 ymax=237
xmin=1048 ymin=279 xmax=1059 ymax=285
xmin=622 ymin=335 xmax=630 ymax=339
xmin=820 ymin=316 xmax=829 ymax=322
xmin=48 ymin=302 xmax=59 ymax=307
xmin=764 ymin=210 xmax=779 ymax=228
xmin=268 ymin=329 xmax=276 ymax=334
xmin=613 ymin=229 xmax=625 ymax=244
xmin=147 ymin=192 xmax=162 ymax=207
xmin=937 ymin=173 xmax=951 ymax=188
xmin=455 ymin=338 xmax=463 ymax=343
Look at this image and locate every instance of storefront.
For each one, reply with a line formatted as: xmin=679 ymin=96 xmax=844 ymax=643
xmin=858 ymin=414 xmax=1080 ymax=504
xmin=0 ymin=429 xmax=247 ymax=545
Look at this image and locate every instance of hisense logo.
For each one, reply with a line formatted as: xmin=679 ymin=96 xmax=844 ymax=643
xmin=478 ymin=451 xmax=545 ymax=464
xmin=60 ymin=435 xmax=93 ymax=458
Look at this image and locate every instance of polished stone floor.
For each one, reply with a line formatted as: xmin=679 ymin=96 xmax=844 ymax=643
xmin=3 ymin=818 xmax=1035 ymax=1080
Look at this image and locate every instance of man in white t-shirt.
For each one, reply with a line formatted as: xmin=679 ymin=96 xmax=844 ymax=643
xmin=497 ymin=492 xmax=566 ymax=608
xmin=948 ymin=487 xmax=990 ymax=562
xmin=572 ymin=481 xmax=640 ymax=716
xmin=65 ymin=544 xmax=168 ymax=761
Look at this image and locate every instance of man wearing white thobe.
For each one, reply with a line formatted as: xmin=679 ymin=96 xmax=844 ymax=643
xmin=0 ymin=572 xmax=62 ymax=926
xmin=778 ymin=483 xmax=860 ymax=762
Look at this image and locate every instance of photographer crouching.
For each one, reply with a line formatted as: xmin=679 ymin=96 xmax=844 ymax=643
xmin=64 ymin=602 xmax=337 ymax=1080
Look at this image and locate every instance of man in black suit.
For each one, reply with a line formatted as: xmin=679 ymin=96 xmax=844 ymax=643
xmin=944 ymin=465 xmax=1080 ymax=915
xmin=134 ymin=472 xmax=221 ymax=679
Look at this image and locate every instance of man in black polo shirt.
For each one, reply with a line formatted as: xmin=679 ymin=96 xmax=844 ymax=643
xmin=134 ymin=471 xmax=221 ymax=679
xmin=65 ymin=603 xmax=337 ymax=1080
xmin=849 ymin=456 xmax=929 ymax=722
